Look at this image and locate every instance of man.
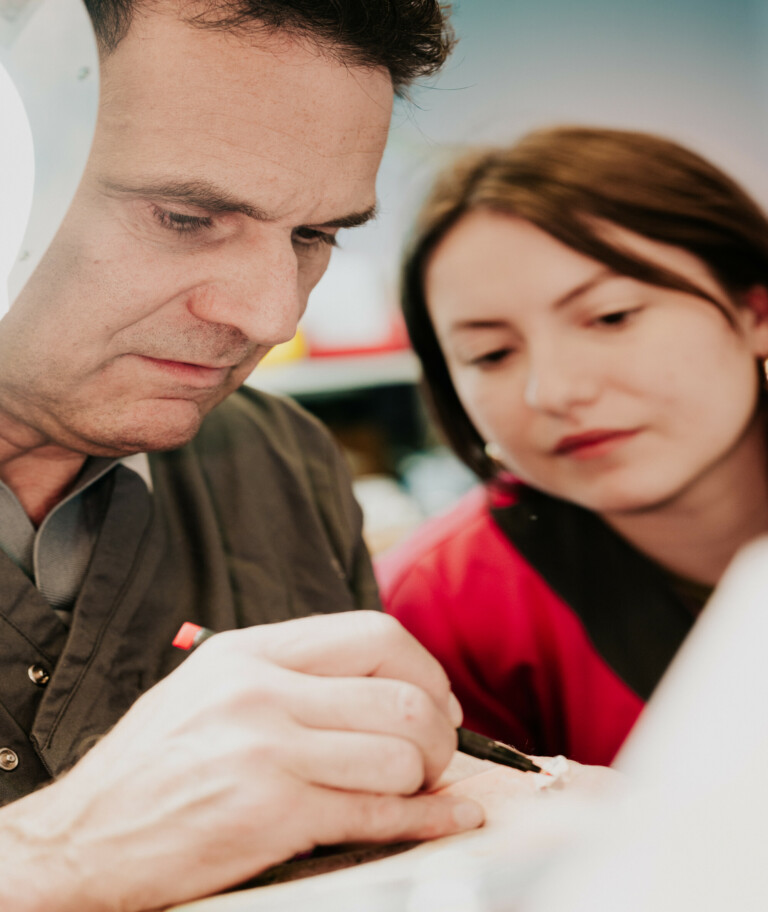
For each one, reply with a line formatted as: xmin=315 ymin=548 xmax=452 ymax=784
xmin=0 ymin=3 xmax=487 ymax=909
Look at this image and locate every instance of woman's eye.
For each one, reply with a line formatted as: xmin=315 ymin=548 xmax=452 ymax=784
xmin=593 ymin=308 xmax=638 ymax=327
xmin=152 ymin=206 xmax=214 ymax=234
xmin=292 ymin=227 xmax=339 ymax=249
xmin=471 ymin=348 xmax=514 ymax=367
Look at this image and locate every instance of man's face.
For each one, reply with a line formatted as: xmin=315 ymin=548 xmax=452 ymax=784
xmin=0 ymin=7 xmax=392 ymax=455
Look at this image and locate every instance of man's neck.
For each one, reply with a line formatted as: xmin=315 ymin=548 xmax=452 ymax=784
xmin=0 ymin=444 xmax=87 ymax=527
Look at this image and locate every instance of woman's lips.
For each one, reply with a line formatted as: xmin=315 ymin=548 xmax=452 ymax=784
xmin=553 ymin=429 xmax=638 ymax=458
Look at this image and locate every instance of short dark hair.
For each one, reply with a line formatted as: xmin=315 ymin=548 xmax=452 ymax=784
xmin=401 ymin=126 xmax=768 ymax=481
xmin=84 ymin=0 xmax=455 ymax=94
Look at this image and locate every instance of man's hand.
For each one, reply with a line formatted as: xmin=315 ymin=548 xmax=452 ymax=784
xmin=0 ymin=612 xmax=484 ymax=912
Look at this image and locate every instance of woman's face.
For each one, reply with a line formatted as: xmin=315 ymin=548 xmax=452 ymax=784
xmin=425 ymin=210 xmax=768 ymax=518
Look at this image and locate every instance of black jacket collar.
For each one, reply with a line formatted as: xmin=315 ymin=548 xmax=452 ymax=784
xmin=491 ymin=486 xmax=695 ymax=700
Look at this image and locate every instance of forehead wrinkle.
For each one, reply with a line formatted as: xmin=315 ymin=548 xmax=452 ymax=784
xmin=202 ymin=103 xmax=388 ymax=162
xmin=99 ymin=71 xmax=388 ymax=176
xmin=124 ymin=111 xmax=385 ymax=201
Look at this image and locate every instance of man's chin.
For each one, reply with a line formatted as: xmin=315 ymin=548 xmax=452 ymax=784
xmin=77 ymin=399 xmax=209 ymax=456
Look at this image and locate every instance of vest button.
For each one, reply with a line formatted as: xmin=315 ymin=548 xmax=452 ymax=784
xmin=0 ymin=748 xmax=19 ymax=771
xmin=27 ymin=664 xmax=50 ymax=686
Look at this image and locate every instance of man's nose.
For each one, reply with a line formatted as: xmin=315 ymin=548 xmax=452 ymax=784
xmin=523 ymin=341 xmax=599 ymax=414
xmin=186 ymin=239 xmax=303 ymax=346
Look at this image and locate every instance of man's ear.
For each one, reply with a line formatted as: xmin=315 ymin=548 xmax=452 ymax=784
xmin=740 ymin=285 xmax=768 ymax=358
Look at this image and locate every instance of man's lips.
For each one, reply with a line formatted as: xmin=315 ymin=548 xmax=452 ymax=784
xmin=553 ymin=429 xmax=638 ymax=456
xmin=135 ymin=355 xmax=235 ymax=387
xmin=141 ymin=356 xmax=234 ymax=370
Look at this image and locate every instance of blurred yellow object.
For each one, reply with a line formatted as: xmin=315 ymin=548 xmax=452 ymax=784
xmin=259 ymin=329 xmax=308 ymax=367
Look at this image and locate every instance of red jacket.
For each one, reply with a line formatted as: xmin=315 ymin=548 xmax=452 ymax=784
xmin=377 ymin=484 xmax=696 ymax=766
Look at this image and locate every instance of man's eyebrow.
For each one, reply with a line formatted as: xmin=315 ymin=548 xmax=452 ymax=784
xmin=103 ymin=179 xmax=271 ymax=220
xmin=102 ymin=179 xmax=378 ymax=228
xmin=316 ymin=205 xmax=378 ymax=229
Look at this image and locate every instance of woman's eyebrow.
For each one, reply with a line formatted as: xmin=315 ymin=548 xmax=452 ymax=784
xmin=449 ymin=318 xmax=509 ymax=334
xmin=447 ymin=270 xmax=618 ymax=335
xmin=552 ymin=269 xmax=615 ymax=311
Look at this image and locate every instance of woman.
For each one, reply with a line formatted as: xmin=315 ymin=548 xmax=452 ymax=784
xmin=376 ymin=127 xmax=768 ymax=765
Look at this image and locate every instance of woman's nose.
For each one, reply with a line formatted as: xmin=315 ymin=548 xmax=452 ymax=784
xmin=523 ymin=343 xmax=600 ymax=414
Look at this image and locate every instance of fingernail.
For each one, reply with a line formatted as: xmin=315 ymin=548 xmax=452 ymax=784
xmin=448 ymin=692 xmax=463 ymax=727
xmin=452 ymin=799 xmax=484 ymax=830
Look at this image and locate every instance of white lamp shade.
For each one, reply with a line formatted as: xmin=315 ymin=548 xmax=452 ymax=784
xmin=0 ymin=0 xmax=98 ymax=312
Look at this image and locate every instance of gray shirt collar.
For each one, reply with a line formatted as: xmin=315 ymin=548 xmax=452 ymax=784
xmin=0 ymin=454 xmax=153 ymax=611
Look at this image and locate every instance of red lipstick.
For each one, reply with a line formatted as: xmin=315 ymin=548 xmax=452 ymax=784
xmin=554 ymin=429 xmax=637 ymax=458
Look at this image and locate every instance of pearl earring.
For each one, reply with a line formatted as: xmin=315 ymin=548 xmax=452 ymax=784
xmin=484 ymin=441 xmax=504 ymax=463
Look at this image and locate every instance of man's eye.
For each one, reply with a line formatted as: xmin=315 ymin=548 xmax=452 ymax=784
xmin=151 ymin=206 xmax=214 ymax=234
xmin=292 ymin=227 xmax=339 ymax=249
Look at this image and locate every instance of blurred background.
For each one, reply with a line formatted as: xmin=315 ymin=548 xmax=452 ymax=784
xmin=251 ymin=0 xmax=768 ymax=554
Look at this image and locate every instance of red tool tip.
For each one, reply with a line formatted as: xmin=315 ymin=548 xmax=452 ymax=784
xmin=173 ymin=622 xmax=202 ymax=651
